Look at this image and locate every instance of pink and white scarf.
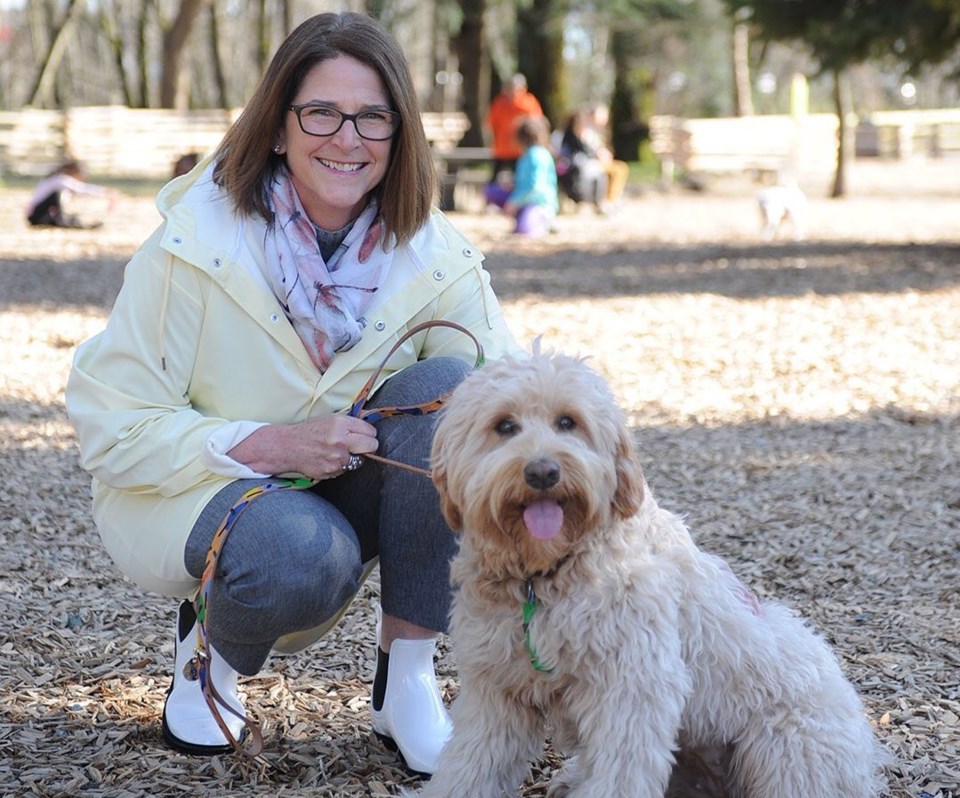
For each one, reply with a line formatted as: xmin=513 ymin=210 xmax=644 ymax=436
xmin=262 ymin=168 xmax=391 ymax=372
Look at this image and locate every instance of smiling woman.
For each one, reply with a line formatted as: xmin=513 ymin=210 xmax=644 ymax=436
xmin=63 ymin=10 xmax=520 ymax=776
xmin=277 ymin=56 xmax=394 ymax=230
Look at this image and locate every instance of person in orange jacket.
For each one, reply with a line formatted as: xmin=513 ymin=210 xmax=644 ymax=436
xmin=484 ymin=73 xmax=544 ymax=184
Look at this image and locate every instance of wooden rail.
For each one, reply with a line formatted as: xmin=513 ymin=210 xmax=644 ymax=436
xmin=0 ymin=107 xmax=474 ymax=181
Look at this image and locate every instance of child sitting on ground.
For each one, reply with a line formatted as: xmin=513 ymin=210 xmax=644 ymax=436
xmin=25 ymin=159 xmax=116 ymax=229
xmin=484 ymin=116 xmax=559 ymax=237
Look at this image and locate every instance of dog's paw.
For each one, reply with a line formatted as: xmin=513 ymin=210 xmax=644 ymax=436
xmin=545 ymin=756 xmax=581 ymax=798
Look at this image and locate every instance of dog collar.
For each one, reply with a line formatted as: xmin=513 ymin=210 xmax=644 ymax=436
xmin=523 ymin=580 xmax=554 ymax=673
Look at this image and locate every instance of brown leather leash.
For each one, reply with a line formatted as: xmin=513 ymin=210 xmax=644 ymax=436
xmin=191 ymin=319 xmax=484 ymax=756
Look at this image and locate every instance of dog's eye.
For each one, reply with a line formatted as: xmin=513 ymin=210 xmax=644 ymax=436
xmin=495 ymin=418 xmax=517 ymax=436
xmin=556 ymin=415 xmax=576 ymax=431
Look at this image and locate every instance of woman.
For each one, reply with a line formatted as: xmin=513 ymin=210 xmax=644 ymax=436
xmin=585 ymin=103 xmax=630 ymax=205
xmin=484 ymin=115 xmax=559 ymax=237
xmin=557 ymin=110 xmax=609 ymax=213
xmin=66 ymin=12 xmax=518 ymax=774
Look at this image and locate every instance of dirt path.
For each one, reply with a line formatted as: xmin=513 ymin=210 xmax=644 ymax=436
xmin=1 ymin=158 xmax=958 ymax=797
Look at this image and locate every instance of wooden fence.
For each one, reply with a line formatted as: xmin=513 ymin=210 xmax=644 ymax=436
xmin=857 ymin=108 xmax=960 ymax=158
xmin=0 ymin=107 xmax=470 ymax=180
xmin=650 ymin=108 xmax=960 ymax=184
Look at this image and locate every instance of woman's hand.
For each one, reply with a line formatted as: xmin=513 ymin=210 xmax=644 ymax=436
xmin=227 ymin=414 xmax=378 ymax=480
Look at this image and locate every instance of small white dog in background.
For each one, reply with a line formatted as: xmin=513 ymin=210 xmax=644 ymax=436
xmin=412 ymin=349 xmax=886 ymax=798
xmin=758 ymin=180 xmax=807 ymax=241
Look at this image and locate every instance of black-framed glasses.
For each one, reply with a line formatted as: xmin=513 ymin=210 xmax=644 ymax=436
xmin=288 ymin=103 xmax=401 ymax=141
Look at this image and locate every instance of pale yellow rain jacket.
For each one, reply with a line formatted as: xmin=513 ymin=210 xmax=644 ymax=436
xmin=66 ymin=164 xmax=519 ymax=598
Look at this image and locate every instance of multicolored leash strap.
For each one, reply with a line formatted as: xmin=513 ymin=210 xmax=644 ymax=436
xmin=193 ymin=477 xmax=315 ymax=756
xmin=191 ymin=319 xmax=484 ymax=756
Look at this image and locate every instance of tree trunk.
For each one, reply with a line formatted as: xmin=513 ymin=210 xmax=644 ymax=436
xmin=208 ymin=0 xmax=229 ymax=108
xmin=100 ymin=0 xmax=134 ymax=108
xmin=732 ymin=17 xmax=754 ymax=116
xmin=610 ymin=26 xmax=650 ymax=163
xmin=256 ymin=0 xmax=270 ymax=77
xmin=281 ymin=0 xmax=293 ymax=38
xmin=454 ymin=0 xmax=489 ymax=147
xmin=137 ymin=1 xmax=154 ymax=107
xmin=159 ymin=0 xmax=211 ymax=108
xmin=516 ymin=0 xmax=567 ymax=130
xmin=831 ymin=68 xmax=850 ymax=198
xmin=26 ymin=0 xmax=88 ymax=108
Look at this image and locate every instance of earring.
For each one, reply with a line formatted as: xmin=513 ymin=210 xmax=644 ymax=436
xmin=273 ymin=145 xmax=283 ymax=154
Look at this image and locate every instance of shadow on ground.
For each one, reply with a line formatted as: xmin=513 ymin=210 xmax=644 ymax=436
xmin=483 ymin=241 xmax=960 ymax=301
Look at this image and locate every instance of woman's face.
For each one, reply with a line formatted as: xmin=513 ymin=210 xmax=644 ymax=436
xmin=279 ymin=55 xmax=393 ymax=230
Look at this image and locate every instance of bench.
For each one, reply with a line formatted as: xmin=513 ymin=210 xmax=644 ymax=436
xmin=650 ymin=114 xmax=838 ymax=186
xmin=433 ymin=146 xmax=492 ymax=211
xmin=420 ymin=111 xmax=492 ymax=211
xmin=421 ymin=112 xmax=471 ymax=152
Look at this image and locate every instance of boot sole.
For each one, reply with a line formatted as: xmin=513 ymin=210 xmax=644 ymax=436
xmin=372 ymin=730 xmax=430 ymax=777
xmin=161 ymin=706 xmax=243 ymax=756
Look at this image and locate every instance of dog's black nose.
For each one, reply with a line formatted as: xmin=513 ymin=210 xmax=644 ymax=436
xmin=524 ymin=458 xmax=560 ymax=490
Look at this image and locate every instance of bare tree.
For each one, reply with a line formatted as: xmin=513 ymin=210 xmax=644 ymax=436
xmin=207 ymin=0 xmax=229 ymax=108
xmin=26 ymin=0 xmax=88 ymax=108
xmin=137 ymin=1 xmax=155 ymax=107
xmin=99 ymin=0 xmax=134 ymax=107
xmin=256 ymin=0 xmax=271 ymax=77
xmin=159 ymin=0 xmax=212 ymax=108
xmin=281 ymin=0 xmax=293 ymax=38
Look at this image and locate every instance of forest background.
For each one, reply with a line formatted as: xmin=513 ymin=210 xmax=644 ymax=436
xmin=2 ymin=0 xmax=960 ymax=173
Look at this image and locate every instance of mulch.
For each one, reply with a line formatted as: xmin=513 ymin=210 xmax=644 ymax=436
xmin=1 ymin=158 xmax=958 ymax=797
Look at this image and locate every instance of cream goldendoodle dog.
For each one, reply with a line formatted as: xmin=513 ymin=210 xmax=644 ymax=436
xmin=416 ymin=349 xmax=885 ymax=798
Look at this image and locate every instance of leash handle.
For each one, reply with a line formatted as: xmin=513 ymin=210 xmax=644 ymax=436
xmin=347 ymin=319 xmax=484 ymax=422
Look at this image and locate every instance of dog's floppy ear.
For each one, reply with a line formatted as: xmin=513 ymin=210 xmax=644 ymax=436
xmin=612 ymin=425 xmax=645 ymax=519
xmin=431 ymin=422 xmax=464 ymax=532
xmin=431 ymin=458 xmax=463 ymax=532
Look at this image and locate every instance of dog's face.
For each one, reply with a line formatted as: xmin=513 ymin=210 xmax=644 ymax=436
xmin=431 ymin=351 xmax=645 ymax=574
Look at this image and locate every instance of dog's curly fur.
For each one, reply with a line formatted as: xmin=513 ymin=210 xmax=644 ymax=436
xmin=415 ymin=349 xmax=886 ymax=798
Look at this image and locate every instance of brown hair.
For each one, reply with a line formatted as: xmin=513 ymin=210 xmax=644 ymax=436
xmin=213 ymin=12 xmax=436 ymax=246
xmin=515 ymin=115 xmax=550 ymax=149
xmin=51 ymin=159 xmax=84 ymax=178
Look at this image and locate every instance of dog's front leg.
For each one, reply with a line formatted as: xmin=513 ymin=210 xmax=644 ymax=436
xmin=561 ymin=649 xmax=689 ymax=798
xmin=413 ymin=680 xmax=543 ymax=798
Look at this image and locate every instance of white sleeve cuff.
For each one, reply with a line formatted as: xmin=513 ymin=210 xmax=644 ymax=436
xmin=201 ymin=421 xmax=271 ymax=479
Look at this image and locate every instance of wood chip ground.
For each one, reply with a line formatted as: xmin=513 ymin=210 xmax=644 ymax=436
xmin=1 ymin=159 xmax=957 ymax=797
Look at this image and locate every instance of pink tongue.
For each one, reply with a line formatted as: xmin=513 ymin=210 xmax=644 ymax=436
xmin=523 ymin=501 xmax=564 ymax=540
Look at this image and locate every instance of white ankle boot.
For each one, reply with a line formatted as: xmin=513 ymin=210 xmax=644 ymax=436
xmin=370 ymin=615 xmax=453 ymax=774
xmin=161 ymin=600 xmax=246 ymax=754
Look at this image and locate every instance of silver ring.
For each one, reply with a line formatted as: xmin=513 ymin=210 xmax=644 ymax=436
xmin=343 ymin=454 xmax=363 ymax=472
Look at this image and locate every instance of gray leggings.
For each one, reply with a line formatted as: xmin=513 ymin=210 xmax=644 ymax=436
xmin=184 ymin=357 xmax=469 ymax=675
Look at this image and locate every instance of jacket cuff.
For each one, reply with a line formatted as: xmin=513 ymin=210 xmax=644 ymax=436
xmin=201 ymin=421 xmax=271 ymax=479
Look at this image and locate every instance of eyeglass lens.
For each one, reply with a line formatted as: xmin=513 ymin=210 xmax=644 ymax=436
xmin=294 ymin=105 xmax=398 ymax=140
